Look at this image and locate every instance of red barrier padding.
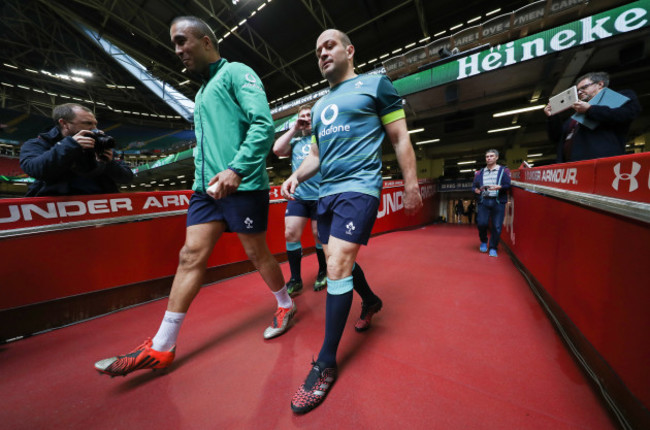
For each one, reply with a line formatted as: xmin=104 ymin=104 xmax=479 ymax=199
xmin=503 ymin=152 xmax=650 ymax=411
xmin=0 ymin=180 xmax=437 ymax=310
xmin=512 ymin=152 xmax=650 ymax=203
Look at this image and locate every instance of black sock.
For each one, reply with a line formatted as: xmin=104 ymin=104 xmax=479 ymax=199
xmin=352 ymin=263 xmax=378 ymax=304
xmin=317 ymin=290 xmax=353 ymax=367
xmin=287 ymin=248 xmax=302 ymax=282
xmin=316 ymin=247 xmax=327 ymax=275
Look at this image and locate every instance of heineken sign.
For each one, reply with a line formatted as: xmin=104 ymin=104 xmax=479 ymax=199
xmin=393 ymin=0 xmax=650 ymax=96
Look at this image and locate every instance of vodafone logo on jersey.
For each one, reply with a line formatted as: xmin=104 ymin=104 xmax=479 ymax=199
xmin=321 ymin=104 xmax=338 ymax=125
xmin=318 ymin=103 xmax=350 ymax=138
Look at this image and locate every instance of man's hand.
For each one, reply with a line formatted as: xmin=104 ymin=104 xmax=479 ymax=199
xmin=281 ymin=175 xmax=299 ymax=200
xmin=403 ymin=185 xmax=423 ymax=216
xmin=207 ymin=168 xmax=241 ymax=199
xmin=543 ymin=104 xmax=553 ymax=117
xmin=73 ymin=130 xmax=95 ymax=150
xmin=572 ymin=100 xmax=591 ymax=114
xmin=97 ymin=149 xmax=114 ymax=161
xmin=295 ymin=118 xmax=310 ymax=131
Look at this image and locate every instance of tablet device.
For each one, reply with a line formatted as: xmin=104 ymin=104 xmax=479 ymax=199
xmin=548 ymin=86 xmax=578 ymax=115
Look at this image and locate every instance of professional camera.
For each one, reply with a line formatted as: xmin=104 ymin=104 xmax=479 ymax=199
xmin=89 ymin=129 xmax=116 ymax=157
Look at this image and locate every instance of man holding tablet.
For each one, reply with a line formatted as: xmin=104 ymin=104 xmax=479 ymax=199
xmin=544 ymin=71 xmax=641 ymax=162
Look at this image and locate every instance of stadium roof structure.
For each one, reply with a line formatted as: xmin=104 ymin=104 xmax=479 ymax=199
xmin=1 ymin=0 xmax=649 ymax=187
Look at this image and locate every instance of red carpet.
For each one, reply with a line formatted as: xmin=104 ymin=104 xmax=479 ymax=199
xmin=0 ymin=224 xmax=616 ymax=429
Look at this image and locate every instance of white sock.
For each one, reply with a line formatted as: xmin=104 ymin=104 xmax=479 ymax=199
xmin=273 ymin=286 xmax=292 ymax=309
xmin=152 ymin=311 xmax=185 ymax=351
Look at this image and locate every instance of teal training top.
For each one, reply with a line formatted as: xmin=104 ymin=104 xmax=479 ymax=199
xmin=290 ymin=135 xmax=321 ymax=200
xmin=193 ymin=59 xmax=274 ymax=192
xmin=311 ymin=74 xmax=404 ymax=198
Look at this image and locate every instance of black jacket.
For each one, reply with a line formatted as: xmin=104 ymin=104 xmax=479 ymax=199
xmin=548 ymin=89 xmax=641 ymax=163
xmin=19 ymin=126 xmax=134 ymax=196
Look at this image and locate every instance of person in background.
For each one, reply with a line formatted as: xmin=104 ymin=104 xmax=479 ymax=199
xmin=544 ymin=71 xmax=641 ymax=163
xmin=273 ymin=103 xmax=328 ymax=295
xmin=472 ymin=149 xmax=511 ymax=257
xmin=20 ymin=103 xmax=133 ymax=196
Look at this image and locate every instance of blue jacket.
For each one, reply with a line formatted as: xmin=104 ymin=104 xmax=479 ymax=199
xmin=19 ymin=126 xmax=134 ymax=196
xmin=472 ymin=165 xmax=511 ymax=204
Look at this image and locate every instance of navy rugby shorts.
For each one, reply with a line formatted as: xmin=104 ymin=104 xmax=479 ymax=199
xmin=317 ymin=192 xmax=379 ymax=245
xmin=285 ymin=199 xmax=318 ymax=220
xmin=186 ymin=190 xmax=269 ymax=233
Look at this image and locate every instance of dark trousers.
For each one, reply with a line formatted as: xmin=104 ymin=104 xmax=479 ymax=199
xmin=477 ymin=198 xmax=506 ymax=250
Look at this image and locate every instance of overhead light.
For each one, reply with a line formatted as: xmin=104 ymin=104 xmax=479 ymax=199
xmin=459 ymin=169 xmax=475 ymax=173
xmin=493 ymin=104 xmax=545 ymax=117
xmin=419 ymin=37 xmax=430 ymax=43
xmin=457 ymin=160 xmax=476 ymax=165
xmin=488 ymin=125 xmax=521 ymax=133
xmin=467 ymin=16 xmax=481 ymax=24
xmin=379 ymin=53 xmax=390 ymax=59
xmin=179 ymin=80 xmax=190 ymax=86
xmin=486 ymin=8 xmax=501 ymax=16
xmin=3 ymin=63 xmax=18 ymax=69
xmin=434 ymin=30 xmax=446 ymax=37
xmin=528 ymin=153 xmax=543 ymax=157
xmin=392 ymin=48 xmax=403 ymax=54
xmin=404 ymin=43 xmax=416 ymax=49
xmin=382 ymin=176 xmax=392 ymax=180
xmin=257 ymin=3 xmax=266 ymax=10
xmin=416 ymin=139 xmax=440 ymax=145
xmin=408 ymin=128 xmax=425 ymax=134
xmin=177 ymin=175 xmax=185 ymax=179
xmin=266 ymin=166 xmax=274 ymax=170
xmin=25 ymin=68 xmax=38 ymax=74
xmin=71 ymin=69 xmax=93 ymax=77
xmin=450 ymin=23 xmax=463 ymax=31
xmin=278 ymin=155 xmax=289 ymax=159
xmin=368 ymin=58 xmax=377 ymax=63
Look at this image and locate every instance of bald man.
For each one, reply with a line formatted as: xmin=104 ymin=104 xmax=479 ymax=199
xmin=282 ymin=29 xmax=423 ymax=414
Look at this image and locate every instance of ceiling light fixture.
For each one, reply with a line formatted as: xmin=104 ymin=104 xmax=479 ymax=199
xmin=457 ymin=160 xmax=476 ymax=165
xmin=528 ymin=153 xmax=543 ymax=157
xmin=486 ymin=8 xmax=501 ymax=16
xmin=493 ymin=104 xmax=545 ymax=117
xmin=408 ymin=128 xmax=425 ymax=134
xmin=487 ymin=125 xmax=521 ymax=133
xmin=71 ymin=69 xmax=93 ymax=77
xmin=416 ymin=139 xmax=440 ymax=145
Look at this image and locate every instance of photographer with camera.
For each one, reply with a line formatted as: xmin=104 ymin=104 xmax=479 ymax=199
xmin=20 ymin=103 xmax=133 ymax=196
xmin=472 ymin=149 xmax=511 ymax=257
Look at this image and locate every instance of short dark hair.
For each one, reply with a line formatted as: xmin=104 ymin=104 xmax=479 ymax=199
xmin=52 ymin=103 xmax=92 ymax=126
xmin=486 ymin=148 xmax=499 ymax=157
xmin=171 ymin=16 xmax=219 ymax=52
xmin=576 ymin=71 xmax=609 ymax=87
